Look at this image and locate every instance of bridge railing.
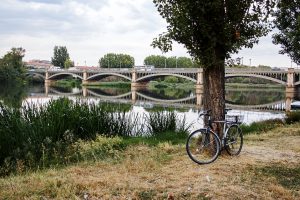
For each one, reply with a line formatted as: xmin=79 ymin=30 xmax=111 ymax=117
xmin=29 ymin=67 xmax=292 ymax=74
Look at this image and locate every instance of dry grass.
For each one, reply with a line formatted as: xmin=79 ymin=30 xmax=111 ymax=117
xmin=1 ymin=124 xmax=300 ymax=199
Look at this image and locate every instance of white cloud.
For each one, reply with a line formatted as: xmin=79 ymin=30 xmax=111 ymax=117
xmin=0 ymin=0 xmax=294 ymax=68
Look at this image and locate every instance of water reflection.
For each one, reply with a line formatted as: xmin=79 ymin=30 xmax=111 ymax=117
xmin=0 ymin=83 xmax=297 ymax=124
xmin=0 ymin=83 xmax=28 ymax=108
xmin=226 ymin=88 xmax=284 ymax=105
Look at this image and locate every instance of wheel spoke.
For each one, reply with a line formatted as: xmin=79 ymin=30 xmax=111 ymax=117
xmin=186 ymin=130 xmax=220 ymax=164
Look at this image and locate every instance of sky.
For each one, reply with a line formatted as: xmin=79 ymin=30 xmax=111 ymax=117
xmin=0 ymin=0 xmax=296 ymax=68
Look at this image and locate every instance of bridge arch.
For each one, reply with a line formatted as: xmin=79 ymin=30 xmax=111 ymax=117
xmin=49 ymin=88 xmax=83 ymax=96
xmin=225 ymin=100 xmax=286 ymax=111
xmin=225 ymin=74 xmax=286 ymax=85
xmin=87 ymin=90 xmax=132 ymax=99
xmin=136 ymin=92 xmax=196 ymax=103
xmin=136 ymin=73 xmax=196 ymax=82
xmin=26 ymin=72 xmax=45 ymax=80
xmin=48 ymin=72 xmax=83 ymax=80
xmin=87 ymin=73 xmax=131 ymax=81
xmin=294 ymin=81 xmax=300 ymax=86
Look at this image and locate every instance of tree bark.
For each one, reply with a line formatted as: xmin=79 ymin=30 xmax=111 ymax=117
xmin=203 ymin=58 xmax=225 ymax=137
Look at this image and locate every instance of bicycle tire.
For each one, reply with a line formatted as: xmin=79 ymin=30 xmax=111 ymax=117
xmin=224 ymin=124 xmax=243 ymax=155
xmin=186 ymin=129 xmax=220 ymax=164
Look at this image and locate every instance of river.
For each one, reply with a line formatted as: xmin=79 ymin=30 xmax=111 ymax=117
xmin=0 ymin=83 xmax=294 ymax=127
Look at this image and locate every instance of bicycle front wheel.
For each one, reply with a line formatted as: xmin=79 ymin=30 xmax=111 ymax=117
xmin=225 ymin=124 xmax=243 ymax=155
xmin=186 ymin=129 xmax=220 ymax=164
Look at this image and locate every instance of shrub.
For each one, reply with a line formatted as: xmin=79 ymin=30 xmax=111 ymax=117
xmin=145 ymin=111 xmax=191 ymax=137
xmin=240 ymin=118 xmax=284 ymax=135
xmin=164 ymin=76 xmax=179 ymax=83
xmin=285 ymin=111 xmax=300 ymax=124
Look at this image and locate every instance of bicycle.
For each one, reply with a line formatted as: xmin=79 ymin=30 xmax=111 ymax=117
xmin=186 ymin=109 xmax=243 ymax=164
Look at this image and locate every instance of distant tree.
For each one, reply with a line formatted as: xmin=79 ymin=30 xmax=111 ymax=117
xmin=64 ymin=59 xmax=74 ymax=69
xmin=99 ymin=53 xmax=134 ymax=68
xmin=273 ymin=0 xmax=300 ymax=65
xmin=177 ymin=57 xmax=195 ymax=68
xmin=144 ymin=55 xmax=167 ymax=68
xmin=152 ymin=0 xmax=275 ymax=124
xmin=144 ymin=55 xmax=198 ymax=68
xmin=0 ymin=47 xmax=26 ymax=82
xmin=51 ymin=46 xmax=70 ymax=67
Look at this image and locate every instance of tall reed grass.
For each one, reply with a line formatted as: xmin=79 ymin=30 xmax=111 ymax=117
xmin=145 ymin=111 xmax=191 ymax=136
xmin=0 ymin=98 xmax=189 ymax=176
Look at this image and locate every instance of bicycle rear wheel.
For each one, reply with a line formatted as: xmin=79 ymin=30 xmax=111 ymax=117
xmin=186 ymin=129 xmax=220 ymax=164
xmin=225 ymin=124 xmax=243 ymax=155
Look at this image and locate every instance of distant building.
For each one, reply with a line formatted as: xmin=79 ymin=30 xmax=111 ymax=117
xmin=25 ymin=60 xmax=53 ymax=69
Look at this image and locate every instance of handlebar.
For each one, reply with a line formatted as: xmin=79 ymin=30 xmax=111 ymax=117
xmin=225 ymin=108 xmax=232 ymax=114
xmin=199 ymin=109 xmax=211 ymax=117
xmin=199 ymin=108 xmax=232 ymax=117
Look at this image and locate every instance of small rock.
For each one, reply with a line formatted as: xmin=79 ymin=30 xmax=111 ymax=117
xmin=206 ymin=175 xmax=211 ymax=182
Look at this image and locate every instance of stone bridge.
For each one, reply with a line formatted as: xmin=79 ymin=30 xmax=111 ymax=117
xmin=28 ymin=67 xmax=300 ymax=88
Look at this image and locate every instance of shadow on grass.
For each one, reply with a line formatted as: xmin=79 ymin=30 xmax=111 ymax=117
xmin=256 ymin=164 xmax=300 ymax=190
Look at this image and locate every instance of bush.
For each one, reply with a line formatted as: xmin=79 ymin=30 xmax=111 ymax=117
xmin=240 ymin=118 xmax=284 ymax=135
xmin=285 ymin=111 xmax=300 ymax=124
xmin=0 ymin=98 xmax=137 ymax=176
xmin=164 ymin=76 xmax=179 ymax=83
xmin=145 ymin=111 xmax=191 ymax=136
xmin=0 ymin=98 xmax=191 ymax=176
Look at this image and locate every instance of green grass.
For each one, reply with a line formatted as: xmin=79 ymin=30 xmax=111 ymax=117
xmin=256 ymin=164 xmax=300 ymax=190
xmin=240 ymin=118 xmax=284 ymax=135
xmin=148 ymin=81 xmax=194 ymax=90
xmin=122 ymin=131 xmax=187 ymax=147
xmin=0 ymin=98 xmax=189 ymax=176
xmin=286 ymin=111 xmax=300 ymax=124
xmin=225 ymin=83 xmax=285 ymax=89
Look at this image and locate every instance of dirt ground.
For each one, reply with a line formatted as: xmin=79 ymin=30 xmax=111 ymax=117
xmin=0 ymin=124 xmax=300 ymax=199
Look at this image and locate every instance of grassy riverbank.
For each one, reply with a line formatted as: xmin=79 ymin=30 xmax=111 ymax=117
xmin=0 ymin=98 xmax=189 ymax=176
xmin=0 ymin=121 xmax=299 ymax=199
xmin=53 ymin=79 xmax=285 ymax=90
xmin=53 ymin=79 xmax=81 ymax=88
xmin=148 ymin=81 xmax=194 ymax=90
xmin=225 ymin=82 xmax=285 ymax=89
xmin=82 ymin=81 xmax=131 ymax=88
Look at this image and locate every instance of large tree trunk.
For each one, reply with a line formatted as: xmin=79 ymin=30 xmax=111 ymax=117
xmin=203 ymin=59 xmax=226 ymax=137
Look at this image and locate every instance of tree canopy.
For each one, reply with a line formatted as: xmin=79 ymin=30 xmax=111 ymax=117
xmin=64 ymin=59 xmax=74 ymax=69
xmin=144 ymin=55 xmax=200 ymax=68
xmin=152 ymin=0 xmax=275 ymax=66
xmin=0 ymin=47 xmax=26 ymax=83
xmin=273 ymin=0 xmax=300 ymax=65
xmin=51 ymin=46 xmax=70 ymax=67
xmin=152 ymin=0 xmax=275 ymax=127
xmin=99 ymin=53 xmax=134 ymax=68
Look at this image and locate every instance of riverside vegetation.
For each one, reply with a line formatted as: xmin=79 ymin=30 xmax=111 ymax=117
xmin=0 ymin=98 xmax=189 ymax=176
xmin=0 ymin=98 xmax=300 ymax=199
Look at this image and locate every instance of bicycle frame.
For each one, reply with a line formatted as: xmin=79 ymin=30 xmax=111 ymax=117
xmin=204 ymin=114 xmax=238 ymax=148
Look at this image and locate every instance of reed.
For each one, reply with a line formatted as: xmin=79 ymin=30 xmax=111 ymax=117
xmin=0 ymin=98 xmax=189 ymax=176
xmin=0 ymin=98 xmax=136 ymax=175
xmin=145 ymin=111 xmax=191 ymax=136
